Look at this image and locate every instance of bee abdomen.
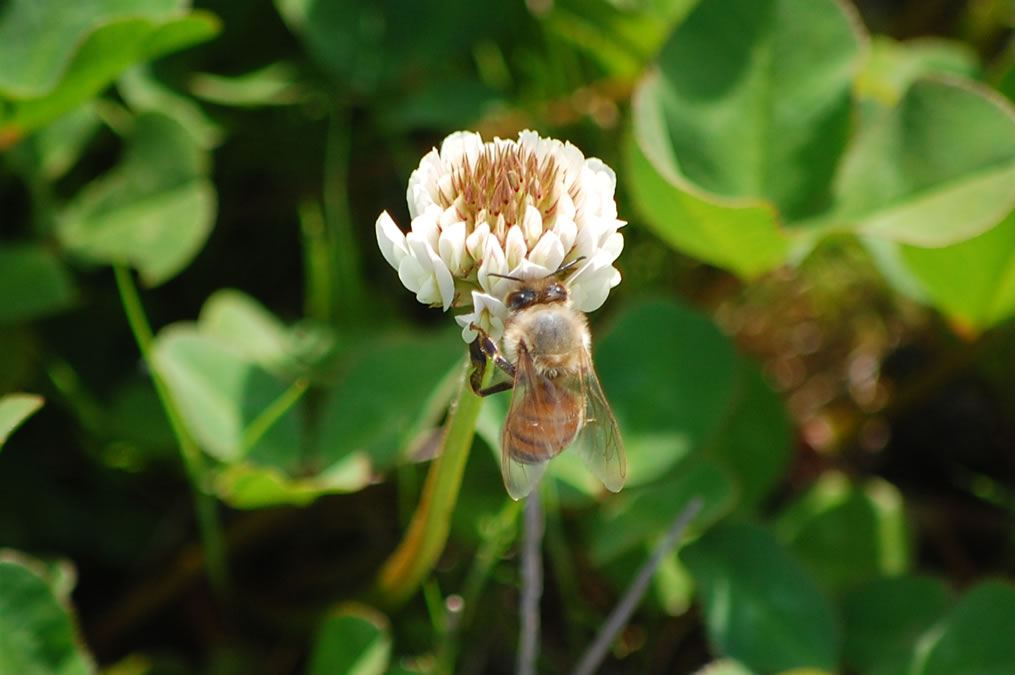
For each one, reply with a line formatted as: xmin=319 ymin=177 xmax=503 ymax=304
xmin=505 ymin=392 xmax=582 ymax=464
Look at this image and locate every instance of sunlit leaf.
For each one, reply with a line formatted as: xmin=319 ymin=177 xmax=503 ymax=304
xmin=856 ymin=36 xmax=980 ymax=105
xmin=542 ymin=0 xmax=698 ymax=77
xmin=626 ymin=90 xmax=790 ymax=278
xmin=683 ymin=521 xmax=840 ymax=672
xmin=841 ymin=575 xmax=951 ymax=675
xmin=643 ymin=0 xmax=864 ymax=218
xmin=307 ymin=603 xmax=391 ymax=675
xmin=0 ymin=244 xmax=76 ymax=322
xmin=0 ymin=0 xmax=178 ymax=97
xmin=0 ymin=394 xmax=44 ymax=449
xmin=313 ymin=332 xmax=463 ymax=472
xmin=909 ymin=581 xmax=1015 ymax=675
xmin=58 ymin=112 xmax=215 ymax=286
xmin=152 ymin=325 xmax=304 ymax=469
xmin=213 ymin=458 xmax=373 ymax=509
xmin=694 ymin=660 xmax=757 ymax=675
xmin=197 ymin=289 xmax=295 ymax=373
xmin=0 ymin=4 xmax=220 ymax=138
xmin=832 ymin=78 xmax=1015 ymax=247
xmin=898 ymin=210 xmax=1015 ymax=331
xmin=118 ymin=65 xmax=223 ymax=148
xmin=627 ymin=0 xmax=865 ymax=276
xmin=188 ymin=62 xmax=309 ymax=107
xmin=0 ymin=551 xmax=93 ymax=675
xmin=776 ymin=472 xmax=909 ymax=591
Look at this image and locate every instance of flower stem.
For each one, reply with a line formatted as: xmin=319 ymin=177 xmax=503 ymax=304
xmin=517 ymin=491 xmax=544 ymax=675
xmin=374 ymin=359 xmax=488 ymax=606
xmin=113 ymin=264 xmax=230 ymax=597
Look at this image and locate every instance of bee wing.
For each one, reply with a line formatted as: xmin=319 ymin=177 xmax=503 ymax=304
xmin=572 ymin=348 xmax=627 ymax=493
xmin=500 ymin=346 xmax=573 ymax=500
xmin=501 ymin=450 xmax=548 ymax=501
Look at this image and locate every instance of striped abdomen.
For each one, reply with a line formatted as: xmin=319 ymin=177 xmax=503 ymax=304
xmin=505 ymin=376 xmax=583 ymax=465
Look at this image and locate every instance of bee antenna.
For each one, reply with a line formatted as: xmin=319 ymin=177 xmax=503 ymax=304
xmin=487 ymin=272 xmax=524 ymax=282
xmin=548 ymin=256 xmax=586 ymax=278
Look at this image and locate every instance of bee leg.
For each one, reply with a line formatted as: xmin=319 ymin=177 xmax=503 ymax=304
xmin=478 ymin=381 xmax=514 ymax=396
xmin=469 ymin=337 xmax=490 ymax=395
xmin=469 ymin=324 xmax=516 ymax=397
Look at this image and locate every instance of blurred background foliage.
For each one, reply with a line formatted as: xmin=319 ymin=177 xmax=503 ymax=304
xmin=2 ymin=0 xmax=1015 ymax=673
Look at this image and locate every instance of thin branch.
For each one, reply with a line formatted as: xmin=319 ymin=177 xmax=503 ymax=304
xmin=518 ymin=491 xmax=544 ymax=675
xmin=113 ymin=263 xmax=230 ymax=598
xmin=571 ymin=498 xmax=703 ymax=675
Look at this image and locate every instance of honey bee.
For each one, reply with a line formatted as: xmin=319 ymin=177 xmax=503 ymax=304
xmin=469 ymin=260 xmax=626 ymax=500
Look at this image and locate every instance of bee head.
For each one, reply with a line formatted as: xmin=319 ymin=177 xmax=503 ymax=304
xmin=494 ymin=258 xmax=584 ymax=311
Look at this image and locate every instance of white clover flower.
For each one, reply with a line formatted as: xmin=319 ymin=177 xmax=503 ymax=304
xmin=376 ymin=130 xmax=624 ymax=342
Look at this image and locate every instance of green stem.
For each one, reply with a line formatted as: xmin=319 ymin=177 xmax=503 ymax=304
xmin=299 ymin=199 xmax=331 ymax=322
xmin=322 ymin=108 xmax=364 ymax=323
xmin=374 ymin=359 xmax=490 ymax=607
xmin=112 ymin=264 xmax=231 ymax=597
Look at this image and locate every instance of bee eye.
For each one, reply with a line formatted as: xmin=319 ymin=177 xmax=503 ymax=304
xmin=507 ymin=289 xmax=536 ymax=310
xmin=545 ymin=283 xmax=567 ymax=302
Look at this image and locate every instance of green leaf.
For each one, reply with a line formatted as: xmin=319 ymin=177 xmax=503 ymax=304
xmin=841 ymin=575 xmax=950 ymax=675
xmin=307 ymin=604 xmax=391 ymax=675
xmin=0 ymin=244 xmax=76 ymax=322
xmin=627 ymin=0 xmax=865 ymax=276
xmin=196 ymin=289 xmax=336 ymax=379
xmin=647 ymin=0 xmax=863 ymax=219
xmin=196 ymin=289 xmax=296 ymax=373
xmin=0 ymin=551 xmax=94 ymax=675
xmin=118 ymin=65 xmax=223 ymax=148
xmin=897 ymin=210 xmax=1015 ymax=331
xmin=7 ymin=104 xmax=102 ymax=181
xmin=188 ymin=62 xmax=308 ymax=108
xmin=0 ymin=0 xmax=178 ymax=97
xmin=709 ymin=360 xmax=792 ymax=512
xmin=910 ymin=581 xmax=1015 ymax=675
xmin=998 ymin=49 xmax=1015 ymax=104
xmin=274 ymin=0 xmax=517 ymax=93
xmin=694 ymin=659 xmax=758 ymax=675
xmin=0 ymin=394 xmax=44 ymax=449
xmin=682 ymin=521 xmax=840 ymax=672
xmin=313 ymin=332 xmax=463 ymax=473
xmin=0 ymin=7 xmax=220 ymax=137
xmin=626 ymin=91 xmax=790 ymax=278
xmin=588 ymin=459 xmax=734 ymax=565
xmin=542 ymin=0 xmax=697 ymax=78
xmin=152 ymin=325 xmax=304 ymax=469
xmin=831 ymin=78 xmax=1015 ymax=246
xmin=212 ymin=458 xmax=373 ymax=509
xmin=594 ymin=298 xmax=741 ymax=482
xmin=58 ymin=112 xmax=215 ymax=286
xmin=856 ymin=37 xmax=980 ymax=105
xmin=775 ymin=472 xmax=909 ymax=591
